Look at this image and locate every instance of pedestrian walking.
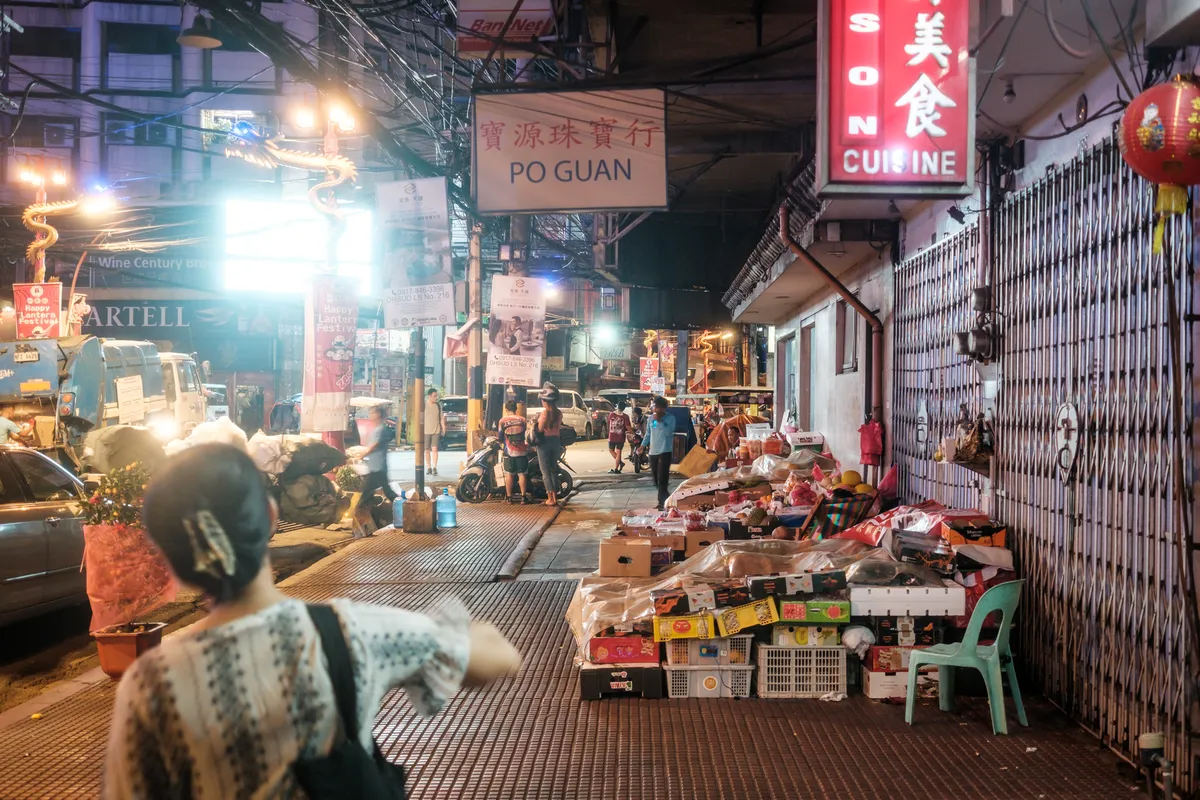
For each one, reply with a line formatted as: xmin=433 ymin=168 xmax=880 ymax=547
xmin=104 ymin=443 xmax=522 ymax=800
xmin=606 ymin=406 xmax=629 ymax=473
xmin=647 ymin=395 xmax=677 ymax=509
xmin=354 ymin=405 xmax=396 ymax=535
xmin=498 ymin=400 xmax=530 ymax=503
xmin=533 ymin=382 xmax=563 ymax=506
xmin=424 ymin=388 xmax=444 ymax=476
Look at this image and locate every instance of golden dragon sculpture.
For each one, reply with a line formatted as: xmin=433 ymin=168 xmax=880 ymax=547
xmin=22 ymin=198 xmax=80 ymax=266
xmin=224 ymin=122 xmax=357 ymax=218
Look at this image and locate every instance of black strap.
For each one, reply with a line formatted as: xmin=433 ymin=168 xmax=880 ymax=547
xmin=306 ymin=604 xmax=359 ymax=739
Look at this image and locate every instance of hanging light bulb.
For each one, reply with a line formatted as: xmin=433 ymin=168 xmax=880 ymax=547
xmin=1003 ymin=79 xmax=1016 ymax=104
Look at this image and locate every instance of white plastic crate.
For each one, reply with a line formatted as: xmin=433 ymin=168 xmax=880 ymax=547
xmin=665 ymin=634 xmax=753 ymax=666
xmin=663 ymin=663 xmax=753 ymax=698
xmin=754 ymin=644 xmax=847 ymax=699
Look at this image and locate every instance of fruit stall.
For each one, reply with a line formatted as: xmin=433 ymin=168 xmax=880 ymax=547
xmin=569 ymin=445 xmax=1017 ymax=707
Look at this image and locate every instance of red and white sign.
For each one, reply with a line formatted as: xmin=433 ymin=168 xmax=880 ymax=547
xmin=13 ymin=282 xmax=63 ymax=340
xmin=817 ymin=0 xmax=975 ymax=197
xmin=301 ymin=275 xmax=358 ymax=433
xmin=639 ymin=357 xmax=660 ymax=391
xmin=456 ymin=0 xmax=555 ymax=57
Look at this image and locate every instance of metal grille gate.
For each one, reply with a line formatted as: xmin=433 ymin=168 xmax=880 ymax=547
xmin=892 ymin=136 xmax=1197 ymax=788
xmin=892 ymin=224 xmax=983 ymax=511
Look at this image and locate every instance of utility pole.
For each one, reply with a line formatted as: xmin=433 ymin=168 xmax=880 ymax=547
xmin=467 ymin=221 xmax=484 ymax=452
xmin=676 ymin=329 xmax=689 ymax=395
xmin=509 ymin=214 xmax=530 ymax=416
xmin=413 ymin=328 xmax=426 ymax=497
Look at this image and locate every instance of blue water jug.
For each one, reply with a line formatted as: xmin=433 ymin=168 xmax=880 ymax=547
xmin=394 ymin=490 xmax=406 ymax=527
xmin=436 ymin=487 xmax=457 ymax=529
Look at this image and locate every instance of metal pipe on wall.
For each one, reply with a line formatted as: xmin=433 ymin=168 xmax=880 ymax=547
xmin=779 ymin=206 xmax=885 ymax=428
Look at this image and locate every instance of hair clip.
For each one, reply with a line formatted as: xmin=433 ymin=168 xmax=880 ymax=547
xmin=183 ymin=509 xmax=237 ymax=579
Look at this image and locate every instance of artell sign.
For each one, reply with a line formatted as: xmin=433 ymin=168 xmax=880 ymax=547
xmin=473 ymin=88 xmax=668 ymax=214
xmin=817 ymin=0 xmax=975 ymax=197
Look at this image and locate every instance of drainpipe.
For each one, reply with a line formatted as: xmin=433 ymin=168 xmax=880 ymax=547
xmin=778 ymin=206 xmax=885 ymax=430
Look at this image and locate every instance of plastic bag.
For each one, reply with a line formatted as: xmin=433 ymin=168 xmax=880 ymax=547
xmin=83 ymin=523 xmax=177 ymax=632
xmin=247 ymin=431 xmax=294 ymax=477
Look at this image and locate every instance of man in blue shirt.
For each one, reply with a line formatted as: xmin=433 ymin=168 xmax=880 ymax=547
xmin=647 ymin=395 xmax=677 ymax=509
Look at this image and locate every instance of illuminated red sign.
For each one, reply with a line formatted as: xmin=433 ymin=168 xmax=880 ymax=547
xmin=817 ymin=0 xmax=975 ymax=197
xmin=13 ymin=283 xmax=62 ymax=340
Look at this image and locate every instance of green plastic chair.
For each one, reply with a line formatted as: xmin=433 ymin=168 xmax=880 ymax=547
xmin=904 ymin=579 xmax=1028 ymax=735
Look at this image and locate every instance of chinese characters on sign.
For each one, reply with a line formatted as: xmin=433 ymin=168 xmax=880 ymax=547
xmin=13 ymin=283 xmax=63 ymax=340
xmin=302 ymin=275 xmax=359 ymax=433
xmin=473 ymin=89 xmax=668 ymax=213
xmin=818 ymin=0 xmax=974 ymax=196
xmin=639 ymin=357 xmax=660 ymax=392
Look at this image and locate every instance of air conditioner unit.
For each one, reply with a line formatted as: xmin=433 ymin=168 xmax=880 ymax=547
xmin=105 ymin=120 xmax=130 ymax=144
xmin=144 ymin=124 xmax=169 ymax=145
xmin=43 ymin=124 xmax=72 ymax=147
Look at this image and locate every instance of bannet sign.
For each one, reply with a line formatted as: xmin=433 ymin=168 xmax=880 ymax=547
xmin=817 ymin=0 xmax=975 ymax=197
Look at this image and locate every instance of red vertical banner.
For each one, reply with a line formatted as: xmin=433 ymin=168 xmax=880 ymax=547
xmin=639 ymin=357 xmax=660 ymax=391
xmin=13 ymin=282 xmax=63 ymax=340
xmin=301 ymin=275 xmax=358 ymax=433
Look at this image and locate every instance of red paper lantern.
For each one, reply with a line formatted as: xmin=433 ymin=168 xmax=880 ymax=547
xmin=1118 ymin=75 xmax=1200 ymax=251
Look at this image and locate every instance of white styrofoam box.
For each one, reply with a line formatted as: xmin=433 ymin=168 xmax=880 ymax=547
xmin=849 ymin=582 xmax=966 ymax=617
xmin=862 ymin=668 xmax=940 ymax=700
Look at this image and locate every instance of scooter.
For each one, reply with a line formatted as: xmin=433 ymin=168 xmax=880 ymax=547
xmin=627 ymin=431 xmax=648 ymax=473
xmin=456 ymin=436 xmax=575 ymax=503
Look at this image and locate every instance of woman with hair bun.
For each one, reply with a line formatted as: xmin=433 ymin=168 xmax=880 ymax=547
xmin=103 ymin=444 xmax=521 ymax=799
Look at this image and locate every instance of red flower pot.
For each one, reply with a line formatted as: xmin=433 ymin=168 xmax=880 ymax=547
xmin=93 ymin=622 xmax=167 ymax=679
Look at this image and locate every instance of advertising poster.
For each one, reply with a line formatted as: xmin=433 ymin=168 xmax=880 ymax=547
xmin=13 ymin=282 xmax=63 ymax=340
xmin=456 ymin=0 xmax=554 ymax=57
xmin=378 ymin=177 xmax=456 ymax=327
xmin=115 ymin=375 xmax=145 ymax=424
xmin=302 ymin=275 xmax=358 ymax=432
xmin=486 ymin=275 xmax=546 ymax=387
xmin=473 ymin=88 xmax=668 ymax=213
xmin=639 ymin=357 xmax=660 ymax=391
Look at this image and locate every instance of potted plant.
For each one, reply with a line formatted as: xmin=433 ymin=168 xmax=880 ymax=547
xmin=82 ymin=463 xmax=177 ymax=679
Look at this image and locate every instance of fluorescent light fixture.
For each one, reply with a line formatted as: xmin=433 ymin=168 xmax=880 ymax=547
xmin=223 ymin=199 xmax=374 ymax=294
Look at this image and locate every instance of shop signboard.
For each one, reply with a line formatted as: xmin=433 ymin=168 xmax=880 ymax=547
xmin=379 ymin=177 xmax=456 ymax=327
xmin=816 ymin=0 xmax=975 ymax=197
xmin=639 ymin=357 xmax=660 ymax=391
xmin=595 ymin=344 xmax=631 ymax=361
xmin=473 ymin=89 xmax=668 ymax=214
xmin=486 ymin=275 xmax=547 ymax=387
xmin=13 ymin=283 xmax=63 ymax=340
xmin=650 ymin=376 xmax=666 ymax=395
xmin=543 ymin=356 xmax=566 ymax=372
xmin=456 ymin=0 xmax=555 ymax=57
xmin=302 ymin=275 xmax=358 ymax=432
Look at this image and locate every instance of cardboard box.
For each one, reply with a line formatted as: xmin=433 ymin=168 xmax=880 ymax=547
xmin=726 ymin=519 xmax=778 ymax=540
xmin=863 ymin=668 xmax=940 ymax=700
xmin=599 ymin=538 xmax=652 ymax=577
xmin=715 ymin=598 xmax=780 ymax=636
xmin=771 ymin=623 xmax=841 ymax=647
xmin=685 ymin=527 xmax=725 ymax=557
xmin=747 ymin=570 xmax=848 ymax=599
xmin=872 ymin=616 xmax=942 ymax=647
xmin=710 ymin=579 xmax=751 ymax=608
xmin=617 ymin=527 xmax=688 ymax=553
xmin=595 ymin=619 xmax=654 ymax=638
xmin=865 ymin=645 xmax=937 ymax=673
xmin=849 ymin=584 xmax=966 ymax=617
xmin=580 ymin=663 xmax=664 ymax=700
xmin=942 ymin=519 xmax=1007 ymax=548
xmin=651 ymin=586 xmax=716 ymax=616
xmin=653 ymin=612 xmax=718 ymax=642
xmin=777 ymin=598 xmax=851 ymax=624
xmin=650 ymin=547 xmax=673 ymax=570
xmin=587 ymin=636 xmax=659 ymax=665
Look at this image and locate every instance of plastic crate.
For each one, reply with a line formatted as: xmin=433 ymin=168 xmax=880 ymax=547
xmin=663 ymin=663 xmax=754 ymax=698
xmin=665 ymin=634 xmax=753 ymax=666
xmin=754 ymin=644 xmax=848 ymax=699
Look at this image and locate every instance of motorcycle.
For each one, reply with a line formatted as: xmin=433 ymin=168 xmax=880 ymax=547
xmin=456 ymin=435 xmax=575 ymax=503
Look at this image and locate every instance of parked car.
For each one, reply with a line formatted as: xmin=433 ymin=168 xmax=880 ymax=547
xmin=597 ymin=389 xmax=655 ymax=418
xmin=0 ymin=446 xmax=87 ymax=627
xmin=582 ymin=397 xmax=616 ymax=439
xmin=441 ymin=395 xmax=468 ymax=447
xmin=526 ymin=389 xmax=588 ymax=441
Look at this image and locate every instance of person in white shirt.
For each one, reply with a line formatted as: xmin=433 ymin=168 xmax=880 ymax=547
xmin=103 ymin=444 xmax=522 ymax=799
